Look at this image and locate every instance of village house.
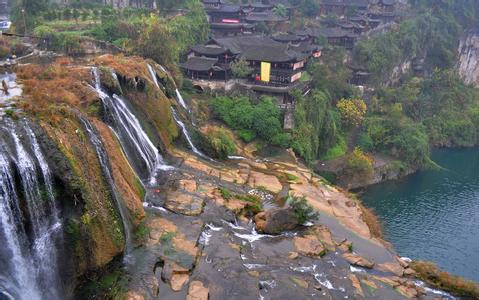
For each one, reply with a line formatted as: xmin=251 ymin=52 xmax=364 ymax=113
xmin=202 ymin=0 xmax=292 ymax=36
xmin=181 ymin=35 xmax=321 ymax=105
xmin=319 ymin=0 xmax=369 ymax=17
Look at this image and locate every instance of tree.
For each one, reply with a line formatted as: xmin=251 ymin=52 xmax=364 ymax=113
xmin=72 ymin=9 xmax=80 ymax=23
xmin=231 ymin=58 xmax=252 ymax=78
xmin=63 ymin=8 xmax=72 ymax=20
xmin=336 ymin=98 xmax=367 ymax=128
xmin=136 ymin=15 xmax=178 ymax=65
xmin=11 ymin=0 xmax=48 ymax=32
xmin=81 ymin=10 xmax=90 ymax=22
xmin=273 ymin=4 xmax=288 ymax=18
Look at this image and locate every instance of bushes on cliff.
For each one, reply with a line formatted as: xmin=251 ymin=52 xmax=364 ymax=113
xmin=343 ymin=147 xmax=373 ymax=178
xmin=410 ymin=260 xmax=479 ymax=298
xmin=292 ymin=90 xmax=341 ymax=162
xmin=199 ymin=126 xmax=237 ymax=159
xmin=209 ymin=96 xmax=290 ymax=147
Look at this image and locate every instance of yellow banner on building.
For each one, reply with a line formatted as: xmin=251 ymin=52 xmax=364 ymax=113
xmin=260 ymin=62 xmax=271 ymax=82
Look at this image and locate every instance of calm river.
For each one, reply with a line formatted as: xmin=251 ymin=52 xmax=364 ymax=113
xmin=361 ymin=148 xmax=479 ymax=281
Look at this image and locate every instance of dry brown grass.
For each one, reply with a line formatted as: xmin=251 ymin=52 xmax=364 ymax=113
xmin=16 ymin=60 xmax=97 ymax=124
xmin=411 ymin=261 xmax=479 ymax=298
xmin=360 ymin=205 xmax=383 ymax=240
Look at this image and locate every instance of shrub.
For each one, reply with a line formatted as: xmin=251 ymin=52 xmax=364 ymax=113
xmin=285 ymin=195 xmax=319 ymax=224
xmin=209 ymin=95 xmax=287 ymax=146
xmin=336 ymin=98 xmax=367 ymax=128
xmin=201 ymin=127 xmax=236 ymax=159
xmin=218 ymin=186 xmax=232 ymax=200
xmin=231 ymin=58 xmax=252 ymax=78
xmin=345 ymin=147 xmax=373 ymax=176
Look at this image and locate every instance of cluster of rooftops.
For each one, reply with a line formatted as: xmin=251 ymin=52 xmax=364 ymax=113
xmin=181 ymin=34 xmax=321 ymax=89
xmin=181 ymin=0 xmax=402 ymax=91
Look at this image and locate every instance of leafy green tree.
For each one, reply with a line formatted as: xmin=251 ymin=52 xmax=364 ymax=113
xmin=136 ymin=15 xmax=178 ymax=65
xmin=273 ymin=4 xmax=288 ymax=18
xmin=72 ymin=9 xmax=80 ymax=23
xmin=231 ymin=58 xmax=252 ymax=78
xmin=81 ymin=10 xmax=90 ymax=22
xmin=11 ymin=0 xmax=48 ymax=32
xmin=63 ymin=8 xmax=72 ymax=20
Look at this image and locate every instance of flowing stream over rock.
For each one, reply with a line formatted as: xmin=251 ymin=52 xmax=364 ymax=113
xmin=0 ymin=120 xmax=62 ymax=300
xmin=146 ymin=64 xmax=205 ymax=157
xmin=81 ymin=117 xmax=133 ymax=260
xmin=92 ymin=67 xmax=171 ymax=182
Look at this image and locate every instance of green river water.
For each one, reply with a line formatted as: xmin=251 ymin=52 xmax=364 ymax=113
xmin=361 ymin=148 xmax=479 ymax=281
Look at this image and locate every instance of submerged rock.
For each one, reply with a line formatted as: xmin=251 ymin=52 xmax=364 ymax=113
xmin=254 ymin=208 xmax=299 ymax=234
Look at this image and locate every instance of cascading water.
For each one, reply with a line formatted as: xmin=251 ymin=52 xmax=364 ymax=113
xmin=146 ymin=64 xmax=206 ymax=157
xmin=81 ymin=118 xmax=133 ymax=259
xmin=0 ymin=120 xmax=62 ymax=300
xmin=175 ymin=89 xmax=188 ymax=111
xmin=171 ymin=108 xmax=206 ymax=158
xmin=92 ymin=67 xmax=172 ymax=182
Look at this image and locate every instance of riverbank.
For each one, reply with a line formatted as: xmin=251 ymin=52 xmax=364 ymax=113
xmin=360 ymin=148 xmax=479 ymax=284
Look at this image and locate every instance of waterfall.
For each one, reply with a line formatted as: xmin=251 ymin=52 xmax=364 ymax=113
xmin=0 ymin=121 xmax=62 ymax=300
xmin=175 ymin=89 xmax=188 ymax=111
xmin=171 ymin=108 xmax=206 ymax=157
xmin=81 ymin=118 xmax=133 ymax=259
xmin=145 ymin=65 xmax=206 ymax=157
xmin=92 ymin=67 xmax=172 ymax=182
xmin=111 ymin=71 xmax=123 ymax=94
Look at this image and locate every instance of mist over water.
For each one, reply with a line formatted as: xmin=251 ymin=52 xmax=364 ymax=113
xmin=361 ymin=148 xmax=479 ymax=281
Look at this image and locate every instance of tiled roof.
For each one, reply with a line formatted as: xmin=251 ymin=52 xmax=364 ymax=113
xmin=321 ymin=0 xmax=369 ymax=7
xmin=210 ymin=35 xmax=307 ymax=62
xmin=181 ymin=56 xmax=219 ymax=71
xmin=191 ymin=45 xmax=229 ymax=56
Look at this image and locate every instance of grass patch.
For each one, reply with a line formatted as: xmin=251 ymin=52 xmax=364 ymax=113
xmin=285 ymin=173 xmax=299 ymax=182
xmin=320 ymin=136 xmax=346 ymax=161
xmin=218 ymin=186 xmax=233 ymax=200
xmin=134 ymin=220 xmax=150 ymax=242
xmin=410 ymin=261 xmax=479 ymax=298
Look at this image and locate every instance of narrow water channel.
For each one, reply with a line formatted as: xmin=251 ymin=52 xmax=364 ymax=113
xmin=361 ymin=148 xmax=479 ymax=281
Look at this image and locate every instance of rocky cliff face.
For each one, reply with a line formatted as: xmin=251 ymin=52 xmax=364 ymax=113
xmin=457 ymin=30 xmax=479 ymax=86
xmin=7 ymin=55 xmax=180 ymax=296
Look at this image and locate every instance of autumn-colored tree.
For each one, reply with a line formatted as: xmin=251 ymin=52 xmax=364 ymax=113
xmin=336 ymin=98 xmax=367 ymax=127
xmin=345 ymin=147 xmax=373 ymax=177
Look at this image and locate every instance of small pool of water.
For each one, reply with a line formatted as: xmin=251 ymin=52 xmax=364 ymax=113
xmin=361 ymin=148 xmax=479 ymax=281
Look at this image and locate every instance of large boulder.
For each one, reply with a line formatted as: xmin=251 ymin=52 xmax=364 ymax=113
xmin=293 ymin=235 xmax=326 ymax=257
xmin=254 ymin=208 xmax=299 ymax=234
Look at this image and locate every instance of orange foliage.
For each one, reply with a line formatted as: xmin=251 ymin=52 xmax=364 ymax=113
xmin=16 ymin=59 xmax=98 ymax=122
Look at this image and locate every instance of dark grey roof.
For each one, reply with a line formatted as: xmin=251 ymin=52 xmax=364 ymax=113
xmin=181 ymin=56 xmax=218 ymax=71
xmin=206 ymin=4 xmax=241 ymax=13
xmin=203 ymin=0 xmax=223 ymax=3
xmin=272 ymin=33 xmax=302 ymax=42
xmin=290 ymin=41 xmax=322 ymax=54
xmin=321 ymin=0 xmax=368 ymax=7
xmin=381 ymin=0 xmax=396 ymax=5
xmin=245 ymin=12 xmax=287 ymax=22
xmin=191 ymin=45 xmax=229 ymax=56
xmin=314 ymin=27 xmax=359 ymax=38
xmin=210 ymin=22 xmax=255 ymax=29
xmin=210 ymin=36 xmax=307 ymax=62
